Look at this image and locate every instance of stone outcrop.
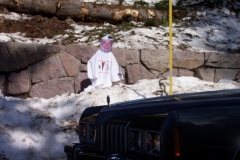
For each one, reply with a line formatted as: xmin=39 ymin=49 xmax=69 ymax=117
xmin=173 ymin=50 xmax=204 ymax=69
xmin=60 ymin=52 xmax=81 ymax=77
xmin=234 ymin=71 xmax=240 ymax=81
xmin=113 ymin=48 xmax=140 ymax=67
xmin=141 ymin=49 xmax=169 ymax=74
xmin=198 ymin=68 xmax=215 ymax=82
xmin=32 ymin=55 xmax=67 ymax=83
xmin=215 ymin=69 xmax=239 ymax=82
xmin=8 ymin=67 xmax=31 ymax=95
xmin=205 ymin=52 xmax=240 ymax=68
xmin=30 ymin=77 xmax=75 ymax=99
xmin=126 ymin=64 xmax=155 ymax=84
xmin=0 ymin=42 xmax=239 ymax=99
xmin=0 ymin=42 xmax=60 ymax=72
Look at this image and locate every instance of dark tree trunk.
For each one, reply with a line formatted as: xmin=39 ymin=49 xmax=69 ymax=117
xmin=0 ymin=0 xmax=167 ymax=23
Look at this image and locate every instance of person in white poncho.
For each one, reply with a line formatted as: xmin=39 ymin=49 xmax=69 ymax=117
xmin=85 ymin=35 xmax=124 ymax=91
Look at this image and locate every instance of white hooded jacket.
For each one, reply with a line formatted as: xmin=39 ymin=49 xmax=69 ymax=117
xmin=86 ymin=35 xmax=124 ymax=91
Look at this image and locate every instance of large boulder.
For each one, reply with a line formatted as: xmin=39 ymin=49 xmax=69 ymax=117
xmin=112 ymin=48 xmax=140 ymax=67
xmin=141 ymin=49 xmax=169 ymax=74
xmin=173 ymin=50 xmax=204 ymax=69
xmin=59 ymin=52 xmax=81 ymax=77
xmin=198 ymin=68 xmax=215 ymax=82
xmin=8 ymin=67 xmax=31 ymax=95
xmin=233 ymin=70 xmax=240 ymax=81
xmin=30 ymin=77 xmax=75 ymax=99
xmin=205 ymin=52 xmax=240 ymax=68
xmin=215 ymin=69 xmax=239 ymax=82
xmin=178 ymin=69 xmax=194 ymax=77
xmin=80 ymin=45 xmax=98 ymax=64
xmin=64 ymin=44 xmax=85 ymax=60
xmin=126 ymin=64 xmax=155 ymax=84
xmin=32 ymin=55 xmax=67 ymax=83
xmin=0 ymin=42 xmax=60 ymax=72
xmin=159 ymin=69 xmax=178 ymax=78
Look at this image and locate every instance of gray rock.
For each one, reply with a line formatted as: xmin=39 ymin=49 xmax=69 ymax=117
xmin=30 ymin=77 xmax=74 ymax=99
xmin=0 ymin=42 xmax=60 ymax=72
xmin=126 ymin=64 xmax=155 ymax=84
xmin=59 ymin=52 xmax=81 ymax=77
xmin=0 ymin=42 xmax=15 ymax=72
xmin=8 ymin=67 xmax=31 ymax=95
xmin=160 ymin=69 xmax=178 ymax=78
xmin=178 ymin=69 xmax=194 ymax=77
xmin=112 ymin=48 xmax=140 ymax=67
xmin=32 ymin=55 xmax=67 ymax=83
xmin=79 ymin=63 xmax=87 ymax=72
xmin=141 ymin=49 xmax=169 ymax=74
xmin=198 ymin=68 xmax=215 ymax=82
xmin=64 ymin=44 xmax=84 ymax=60
xmin=205 ymin=52 xmax=240 ymax=68
xmin=215 ymin=69 xmax=239 ymax=82
xmin=233 ymin=70 xmax=240 ymax=81
xmin=81 ymin=45 xmax=98 ymax=64
xmin=37 ymin=44 xmax=60 ymax=57
xmin=150 ymin=70 xmax=162 ymax=78
xmin=173 ymin=50 xmax=204 ymax=69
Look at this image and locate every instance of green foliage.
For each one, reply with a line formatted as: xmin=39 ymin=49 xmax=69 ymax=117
xmin=78 ymin=22 xmax=138 ymax=43
xmin=118 ymin=21 xmax=137 ymax=31
xmin=177 ymin=0 xmax=225 ymax=9
xmin=154 ymin=0 xmax=169 ymax=10
xmin=160 ymin=19 xmax=168 ymax=27
xmin=144 ymin=18 xmax=169 ymax=27
xmin=133 ymin=1 xmax=149 ymax=8
xmin=144 ymin=19 xmax=157 ymax=27
xmin=154 ymin=0 xmax=186 ymax=11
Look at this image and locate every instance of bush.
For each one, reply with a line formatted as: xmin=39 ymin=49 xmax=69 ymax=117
xmin=144 ymin=18 xmax=170 ymax=27
xmin=144 ymin=19 xmax=159 ymax=27
xmin=118 ymin=22 xmax=136 ymax=31
xmin=133 ymin=1 xmax=149 ymax=8
xmin=154 ymin=0 xmax=183 ymax=10
xmin=154 ymin=0 xmax=169 ymax=10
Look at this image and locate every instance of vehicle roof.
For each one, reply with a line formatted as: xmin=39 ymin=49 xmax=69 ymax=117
xmin=112 ymin=89 xmax=240 ymax=108
xmin=95 ymin=89 xmax=240 ymax=125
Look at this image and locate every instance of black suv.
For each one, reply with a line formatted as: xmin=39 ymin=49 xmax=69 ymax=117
xmin=64 ymin=89 xmax=240 ymax=160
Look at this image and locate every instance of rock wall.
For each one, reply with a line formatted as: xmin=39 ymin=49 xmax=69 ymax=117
xmin=0 ymin=42 xmax=239 ymax=99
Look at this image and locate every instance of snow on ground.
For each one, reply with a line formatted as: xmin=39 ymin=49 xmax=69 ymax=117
xmin=0 ymin=77 xmax=240 ymax=160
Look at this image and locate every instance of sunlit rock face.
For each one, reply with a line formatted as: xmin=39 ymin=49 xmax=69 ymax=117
xmin=0 ymin=42 xmax=239 ymax=99
xmin=0 ymin=42 xmax=60 ymax=72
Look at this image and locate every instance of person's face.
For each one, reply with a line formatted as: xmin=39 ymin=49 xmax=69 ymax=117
xmin=101 ymin=40 xmax=112 ymax=52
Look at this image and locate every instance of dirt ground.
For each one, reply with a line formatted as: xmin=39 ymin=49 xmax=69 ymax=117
xmin=0 ymin=7 xmax=99 ymax=42
xmin=0 ymin=14 xmax=72 ymax=38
